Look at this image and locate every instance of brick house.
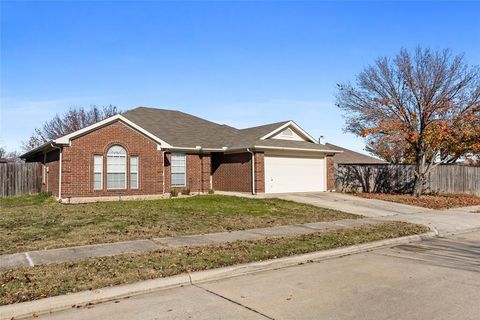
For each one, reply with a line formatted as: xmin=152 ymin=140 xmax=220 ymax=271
xmin=21 ymin=107 xmax=343 ymax=202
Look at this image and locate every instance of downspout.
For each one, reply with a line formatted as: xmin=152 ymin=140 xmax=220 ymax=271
xmin=50 ymin=143 xmax=62 ymax=202
xmin=161 ymin=150 xmax=165 ymax=194
xmin=247 ymin=148 xmax=255 ymax=195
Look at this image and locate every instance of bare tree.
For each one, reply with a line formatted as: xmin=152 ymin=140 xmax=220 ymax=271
xmin=336 ymin=48 xmax=480 ymax=196
xmin=23 ymin=105 xmax=121 ymax=151
xmin=0 ymin=146 xmax=23 ymax=162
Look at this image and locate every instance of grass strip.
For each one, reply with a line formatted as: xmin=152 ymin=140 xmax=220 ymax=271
xmin=0 ymin=221 xmax=429 ymax=305
xmin=0 ymin=194 xmax=359 ymax=255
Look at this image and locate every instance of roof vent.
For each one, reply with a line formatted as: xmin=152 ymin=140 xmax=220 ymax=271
xmin=319 ymin=136 xmax=325 ymax=145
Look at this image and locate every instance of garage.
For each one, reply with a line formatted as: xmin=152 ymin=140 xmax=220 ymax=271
xmin=264 ymin=154 xmax=326 ymax=193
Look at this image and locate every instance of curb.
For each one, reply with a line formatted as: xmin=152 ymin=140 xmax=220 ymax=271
xmin=0 ymin=231 xmax=436 ymax=320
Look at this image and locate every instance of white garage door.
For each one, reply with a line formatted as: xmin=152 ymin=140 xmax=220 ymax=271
xmin=264 ymin=155 xmax=326 ymax=193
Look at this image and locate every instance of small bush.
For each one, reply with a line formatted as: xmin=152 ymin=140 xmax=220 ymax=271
xmin=181 ymin=188 xmax=191 ymax=195
xmin=208 ymin=188 xmax=215 ymax=195
xmin=170 ymin=189 xmax=178 ymax=197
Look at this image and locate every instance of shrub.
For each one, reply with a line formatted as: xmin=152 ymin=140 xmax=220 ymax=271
xmin=181 ymin=188 xmax=191 ymax=195
xmin=170 ymin=189 xmax=178 ymax=197
xmin=208 ymin=188 xmax=215 ymax=195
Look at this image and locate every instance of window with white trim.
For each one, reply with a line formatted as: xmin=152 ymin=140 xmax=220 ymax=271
xmin=130 ymin=156 xmax=139 ymax=189
xmin=171 ymin=153 xmax=186 ymax=187
xmin=93 ymin=155 xmax=103 ymax=190
xmin=106 ymin=145 xmax=126 ymax=189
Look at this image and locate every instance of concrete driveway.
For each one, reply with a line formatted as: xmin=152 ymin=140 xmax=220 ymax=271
xmin=39 ymin=230 xmax=480 ymax=320
xmin=272 ymin=192 xmax=480 ymax=235
xmin=272 ymin=192 xmax=432 ymax=217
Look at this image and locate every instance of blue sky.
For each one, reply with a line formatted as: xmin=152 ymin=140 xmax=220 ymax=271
xmin=1 ymin=1 xmax=479 ymax=153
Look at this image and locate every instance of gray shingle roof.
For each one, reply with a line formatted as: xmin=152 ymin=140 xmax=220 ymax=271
xmin=122 ymin=107 xmax=342 ymax=152
xmin=325 ymin=143 xmax=386 ymax=164
xmin=122 ymin=107 xmax=240 ymax=148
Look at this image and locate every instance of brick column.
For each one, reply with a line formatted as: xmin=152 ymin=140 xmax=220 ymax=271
xmin=326 ymin=155 xmax=335 ymax=191
xmin=254 ymin=152 xmax=265 ymax=193
xmin=201 ymin=154 xmax=211 ymax=192
xmin=164 ymin=152 xmax=171 ymax=193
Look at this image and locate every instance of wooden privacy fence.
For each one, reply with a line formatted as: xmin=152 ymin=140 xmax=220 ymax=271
xmin=335 ymin=164 xmax=480 ymax=196
xmin=0 ymin=162 xmax=42 ymax=197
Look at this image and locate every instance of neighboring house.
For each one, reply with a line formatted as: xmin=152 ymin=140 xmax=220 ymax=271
xmin=325 ymin=143 xmax=386 ymax=164
xmin=21 ymin=107 xmax=342 ymax=202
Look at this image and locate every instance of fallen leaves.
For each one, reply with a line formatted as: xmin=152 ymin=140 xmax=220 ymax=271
xmin=356 ymin=193 xmax=480 ymax=209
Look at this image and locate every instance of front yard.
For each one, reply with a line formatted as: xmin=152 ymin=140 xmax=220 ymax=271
xmin=0 ymin=193 xmax=359 ymax=255
xmin=0 ymin=221 xmax=428 ymax=305
xmin=356 ymin=193 xmax=480 ymax=210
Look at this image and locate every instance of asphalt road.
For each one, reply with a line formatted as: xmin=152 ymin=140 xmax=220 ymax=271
xmin=40 ymin=231 xmax=480 ymax=320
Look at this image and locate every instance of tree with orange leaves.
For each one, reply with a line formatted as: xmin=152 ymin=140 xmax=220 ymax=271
xmin=337 ymin=48 xmax=480 ymax=196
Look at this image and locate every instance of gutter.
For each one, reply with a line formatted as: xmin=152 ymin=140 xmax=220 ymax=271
xmin=246 ymin=148 xmax=255 ymax=195
xmin=253 ymin=146 xmax=344 ymax=153
xmin=20 ymin=141 xmax=55 ymax=159
xmin=164 ymin=146 xmax=226 ymax=153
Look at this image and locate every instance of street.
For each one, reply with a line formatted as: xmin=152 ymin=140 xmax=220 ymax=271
xmin=40 ymin=230 xmax=480 ymax=320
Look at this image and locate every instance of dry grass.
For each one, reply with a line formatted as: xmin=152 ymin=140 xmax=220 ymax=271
xmin=0 ymin=193 xmax=359 ymax=255
xmin=356 ymin=192 xmax=480 ymax=209
xmin=0 ymin=221 xmax=428 ymax=305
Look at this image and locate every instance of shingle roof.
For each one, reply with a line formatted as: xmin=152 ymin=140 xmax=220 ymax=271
xmin=22 ymin=107 xmax=345 ymax=159
xmin=122 ymin=107 xmax=240 ymax=148
xmin=122 ymin=107 xmax=346 ymax=153
xmin=325 ymin=143 xmax=386 ymax=164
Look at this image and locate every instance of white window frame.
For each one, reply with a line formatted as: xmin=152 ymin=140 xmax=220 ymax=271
xmin=93 ymin=155 xmax=103 ymax=190
xmin=171 ymin=153 xmax=186 ymax=187
xmin=106 ymin=145 xmax=127 ymax=190
xmin=130 ymin=155 xmax=139 ymax=189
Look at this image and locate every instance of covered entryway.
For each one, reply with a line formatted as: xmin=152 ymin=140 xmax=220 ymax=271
xmin=264 ymin=154 xmax=326 ymax=193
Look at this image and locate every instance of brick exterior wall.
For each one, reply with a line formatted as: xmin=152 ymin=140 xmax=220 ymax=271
xmin=212 ymin=152 xmax=252 ymax=193
xmin=254 ymin=152 xmax=265 ymax=193
xmin=61 ymin=121 xmax=164 ymax=198
xmin=163 ymin=153 xmax=211 ymax=194
xmin=23 ymin=121 xmax=287 ymax=199
xmin=326 ymin=155 xmax=335 ymax=191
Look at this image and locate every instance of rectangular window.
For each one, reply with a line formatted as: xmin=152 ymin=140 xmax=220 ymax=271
xmin=171 ymin=153 xmax=186 ymax=187
xmin=130 ymin=156 xmax=139 ymax=189
xmin=93 ymin=155 xmax=103 ymax=190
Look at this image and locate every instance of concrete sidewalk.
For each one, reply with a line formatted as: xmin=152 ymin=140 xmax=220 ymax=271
xmin=0 ymin=217 xmax=383 ymax=270
xmin=32 ymin=230 xmax=480 ymax=320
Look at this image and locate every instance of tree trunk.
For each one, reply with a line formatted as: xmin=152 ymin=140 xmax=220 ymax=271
xmin=413 ymin=151 xmax=426 ymax=197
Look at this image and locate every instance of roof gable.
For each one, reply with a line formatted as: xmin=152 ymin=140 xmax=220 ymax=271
xmin=259 ymin=121 xmax=318 ymax=143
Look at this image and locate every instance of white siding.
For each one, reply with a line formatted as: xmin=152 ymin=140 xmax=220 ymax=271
xmin=271 ymin=127 xmax=306 ymax=141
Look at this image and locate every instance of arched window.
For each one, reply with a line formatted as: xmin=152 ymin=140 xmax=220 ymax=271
xmin=107 ymin=145 xmax=127 ymax=189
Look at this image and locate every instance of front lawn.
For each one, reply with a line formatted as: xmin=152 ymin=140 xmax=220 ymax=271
xmin=0 ymin=193 xmax=359 ymax=255
xmin=0 ymin=221 xmax=428 ymax=305
xmin=356 ymin=192 xmax=480 ymax=209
